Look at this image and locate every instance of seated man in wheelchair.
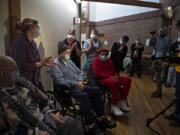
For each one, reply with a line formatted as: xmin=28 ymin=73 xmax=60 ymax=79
xmin=92 ymin=49 xmax=132 ymax=116
xmin=50 ymin=42 xmax=116 ymax=135
xmin=0 ymin=56 xmax=80 ymax=135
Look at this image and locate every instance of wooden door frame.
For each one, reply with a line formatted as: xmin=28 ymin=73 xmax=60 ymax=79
xmin=7 ymin=0 xmax=21 ymax=55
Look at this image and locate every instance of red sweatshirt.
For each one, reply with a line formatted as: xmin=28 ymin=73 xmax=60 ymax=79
xmin=92 ymin=57 xmax=116 ymax=79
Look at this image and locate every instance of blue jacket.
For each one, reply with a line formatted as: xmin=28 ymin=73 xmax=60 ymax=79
xmin=50 ymin=58 xmax=84 ymax=88
xmin=154 ymin=37 xmax=171 ymax=58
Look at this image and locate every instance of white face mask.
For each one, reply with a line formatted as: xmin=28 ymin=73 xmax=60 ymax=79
xmin=99 ymin=55 xmax=107 ymax=62
xmin=177 ymin=38 xmax=180 ymax=43
xmin=119 ymin=39 xmax=123 ymax=44
xmin=67 ymin=35 xmax=76 ymax=40
xmin=33 ymin=29 xmax=41 ymax=38
xmin=90 ymin=34 xmax=96 ymax=39
xmin=136 ymin=40 xmax=139 ymax=43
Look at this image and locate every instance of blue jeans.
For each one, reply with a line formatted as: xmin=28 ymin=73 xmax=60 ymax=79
xmin=167 ymin=67 xmax=176 ymax=85
xmin=71 ymin=85 xmax=104 ymax=125
xmin=175 ymin=72 xmax=180 ymax=121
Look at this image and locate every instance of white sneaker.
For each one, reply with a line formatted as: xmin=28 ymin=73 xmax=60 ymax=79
xmin=118 ymin=100 xmax=131 ymax=112
xmin=111 ymin=105 xmax=124 ymax=116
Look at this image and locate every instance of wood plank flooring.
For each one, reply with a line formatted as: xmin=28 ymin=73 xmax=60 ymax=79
xmin=108 ymin=74 xmax=180 ymax=135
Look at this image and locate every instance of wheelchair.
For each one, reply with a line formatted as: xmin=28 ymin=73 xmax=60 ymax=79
xmin=93 ymin=77 xmax=124 ymax=115
xmin=44 ymin=84 xmax=86 ymax=134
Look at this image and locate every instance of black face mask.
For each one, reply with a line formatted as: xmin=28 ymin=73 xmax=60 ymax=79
xmin=11 ymin=70 xmax=20 ymax=83
xmin=0 ymin=70 xmax=20 ymax=86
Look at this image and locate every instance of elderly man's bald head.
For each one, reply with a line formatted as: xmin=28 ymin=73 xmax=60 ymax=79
xmin=0 ymin=56 xmax=18 ymax=86
xmin=0 ymin=56 xmax=17 ymax=71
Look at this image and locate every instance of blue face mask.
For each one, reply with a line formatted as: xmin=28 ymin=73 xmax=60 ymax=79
xmin=33 ymin=29 xmax=41 ymax=38
xmin=100 ymin=55 xmax=107 ymax=62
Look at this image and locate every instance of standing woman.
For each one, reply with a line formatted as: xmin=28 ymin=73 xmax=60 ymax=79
xmin=11 ymin=18 xmax=54 ymax=90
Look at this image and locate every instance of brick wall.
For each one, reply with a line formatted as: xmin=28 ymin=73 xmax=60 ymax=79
xmin=81 ymin=0 xmax=180 ymax=56
xmin=95 ymin=10 xmax=161 ymax=55
xmin=171 ymin=4 xmax=180 ymax=39
xmin=80 ymin=0 xmax=180 ymax=74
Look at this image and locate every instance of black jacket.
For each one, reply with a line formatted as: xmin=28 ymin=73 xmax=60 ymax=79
xmin=169 ymin=42 xmax=180 ymax=64
xmin=131 ymin=43 xmax=144 ymax=60
xmin=63 ymin=39 xmax=81 ymax=68
xmin=111 ymin=42 xmax=128 ymax=72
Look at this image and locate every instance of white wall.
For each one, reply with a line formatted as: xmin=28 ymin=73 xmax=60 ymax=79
xmin=21 ymin=0 xmax=79 ymax=90
xmin=89 ymin=2 xmax=96 ymax=22
xmin=0 ymin=0 xmax=9 ymax=56
xmin=89 ymin=2 xmax=159 ymax=22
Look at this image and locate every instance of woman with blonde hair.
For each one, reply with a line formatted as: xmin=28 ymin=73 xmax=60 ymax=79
xmin=11 ymin=18 xmax=54 ymax=90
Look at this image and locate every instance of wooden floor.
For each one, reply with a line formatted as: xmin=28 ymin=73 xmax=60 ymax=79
xmin=107 ymin=74 xmax=180 ymax=135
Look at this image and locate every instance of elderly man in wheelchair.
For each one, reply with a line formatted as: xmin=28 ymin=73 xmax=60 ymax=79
xmin=0 ymin=56 xmax=80 ymax=135
xmin=50 ymin=42 xmax=116 ymax=135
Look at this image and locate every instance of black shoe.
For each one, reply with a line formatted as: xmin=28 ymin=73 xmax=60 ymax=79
xmin=97 ymin=117 xmax=116 ymax=129
xmin=164 ymin=114 xmax=176 ymax=120
xmin=164 ymin=83 xmax=171 ymax=87
xmin=151 ymin=91 xmax=162 ymax=98
xmin=169 ymin=119 xmax=180 ymax=127
xmin=86 ymin=125 xmax=106 ymax=135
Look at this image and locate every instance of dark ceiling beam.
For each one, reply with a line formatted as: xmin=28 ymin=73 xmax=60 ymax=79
xmin=82 ymin=0 xmax=162 ymax=8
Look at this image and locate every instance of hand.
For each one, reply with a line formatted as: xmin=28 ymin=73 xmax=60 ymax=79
xmin=137 ymin=45 xmax=142 ymax=48
xmin=161 ymin=62 xmax=169 ymax=67
xmin=41 ymin=57 xmax=55 ymax=67
xmin=46 ymin=58 xmax=55 ymax=67
xmin=83 ymin=81 xmax=88 ymax=85
xmin=71 ymin=42 xmax=77 ymax=49
xmin=111 ymin=75 xmax=118 ymax=80
xmin=49 ymin=112 xmax=65 ymax=123
xmin=96 ymin=48 xmax=102 ymax=53
xmin=78 ymin=81 xmax=85 ymax=91
xmin=38 ymin=130 xmax=50 ymax=135
xmin=118 ymin=46 xmax=124 ymax=52
xmin=90 ymin=40 xmax=96 ymax=49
